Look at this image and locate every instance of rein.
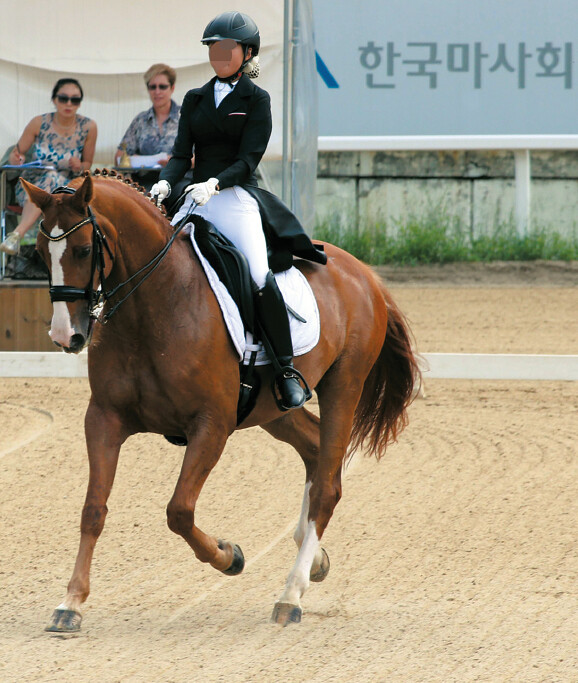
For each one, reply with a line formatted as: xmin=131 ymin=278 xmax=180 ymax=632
xmin=40 ymin=185 xmax=187 ymax=324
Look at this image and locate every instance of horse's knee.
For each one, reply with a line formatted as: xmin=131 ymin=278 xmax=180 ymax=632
xmin=80 ymin=504 xmax=108 ymax=537
xmin=166 ymin=502 xmax=194 ymax=536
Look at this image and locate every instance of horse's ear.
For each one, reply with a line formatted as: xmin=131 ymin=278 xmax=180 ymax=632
xmin=70 ymin=175 xmax=93 ymax=211
xmin=20 ymin=178 xmax=54 ymax=210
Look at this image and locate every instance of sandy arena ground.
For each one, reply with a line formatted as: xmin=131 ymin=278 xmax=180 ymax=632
xmin=0 ymin=262 xmax=577 ymax=682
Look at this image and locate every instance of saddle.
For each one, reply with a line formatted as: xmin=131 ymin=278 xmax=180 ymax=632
xmin=191 ymin=216 xmax=257 ymax=336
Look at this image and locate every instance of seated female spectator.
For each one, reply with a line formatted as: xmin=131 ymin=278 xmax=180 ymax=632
xmin=0 ymin=78 xmax=97 ymax=255
xmin=114 ymin=63 xmax=188 ymax=193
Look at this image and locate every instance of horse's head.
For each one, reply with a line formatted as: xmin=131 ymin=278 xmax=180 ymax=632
xmin=23 ymin=175 xmax=115 ymax=353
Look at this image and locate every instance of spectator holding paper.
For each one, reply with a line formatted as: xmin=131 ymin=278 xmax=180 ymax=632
xmin=114 ymin=63 xmax=187 ymax=192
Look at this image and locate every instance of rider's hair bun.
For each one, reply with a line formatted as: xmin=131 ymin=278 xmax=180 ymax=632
xmin=242 ymin=56 xmax=260 ymax=79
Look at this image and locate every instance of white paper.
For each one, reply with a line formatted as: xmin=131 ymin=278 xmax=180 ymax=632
xmin=128 ymin=153 xmax=168 ymax=169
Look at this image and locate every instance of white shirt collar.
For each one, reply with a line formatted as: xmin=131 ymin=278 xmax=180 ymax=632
xmin=214 ymin=79 xmax=238 ymax=107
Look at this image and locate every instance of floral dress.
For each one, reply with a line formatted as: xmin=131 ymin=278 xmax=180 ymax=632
xmin=15 ymin=112 xmax=92 ymax=205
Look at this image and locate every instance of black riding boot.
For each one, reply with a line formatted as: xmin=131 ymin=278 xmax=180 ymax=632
xmin=254 ymin=271 xmax=311 ymax=410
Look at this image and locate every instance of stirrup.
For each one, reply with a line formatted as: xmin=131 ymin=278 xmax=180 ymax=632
xmin=272 ymin=366 xmax=312 ymax=412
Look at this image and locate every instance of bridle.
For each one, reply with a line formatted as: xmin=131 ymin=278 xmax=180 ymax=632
xmin=39 ymin=187 xmax=112 ymax=326
xmin=39 ymin=185 xmax=187 ymax=326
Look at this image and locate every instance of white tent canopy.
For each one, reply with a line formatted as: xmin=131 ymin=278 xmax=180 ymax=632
xmin=1 ymin=0 xmax=318 ymax=227
xmin=0 ymin=1 xmax=285 ymax=166
xmin=0 ymin=2 xmax=283 ymax=74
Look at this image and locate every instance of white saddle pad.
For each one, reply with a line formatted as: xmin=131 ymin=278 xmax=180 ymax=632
xmin=189 ymin=223 xmax=320 ymax=365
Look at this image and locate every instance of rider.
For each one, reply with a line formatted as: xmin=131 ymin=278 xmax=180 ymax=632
xmin=151 ymin=10 xmax=326 ymax=410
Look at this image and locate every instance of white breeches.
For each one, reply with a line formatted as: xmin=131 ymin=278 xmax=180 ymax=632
xmin=172 ymin=185 xmax=269 ymax=288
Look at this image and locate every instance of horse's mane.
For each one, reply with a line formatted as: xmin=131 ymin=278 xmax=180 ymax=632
xmin=73 ymin=169 xmax=170 ymax=221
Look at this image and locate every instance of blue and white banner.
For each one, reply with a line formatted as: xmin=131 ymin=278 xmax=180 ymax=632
xmin=313 ymin=0 xmax=576 ymax=135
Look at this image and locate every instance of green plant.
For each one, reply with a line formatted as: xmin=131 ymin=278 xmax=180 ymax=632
xmin=471 ymin=221 xmax=578 ymax=261
xmin=313 ymin=213 xmax=578 ymax=265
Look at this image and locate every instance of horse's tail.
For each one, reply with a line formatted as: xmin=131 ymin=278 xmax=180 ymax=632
xmin=349 ymin=282 xmax=422 ymax=460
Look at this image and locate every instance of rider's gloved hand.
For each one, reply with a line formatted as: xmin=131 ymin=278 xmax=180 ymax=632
xmin=149 ymin=179 xmax=171 ymax=206
xmin=185 ymin=178 xmax=219 ymax=206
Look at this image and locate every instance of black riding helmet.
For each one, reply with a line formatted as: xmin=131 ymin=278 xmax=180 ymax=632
xmin=201 ymin=11 xmax=260 ymax=56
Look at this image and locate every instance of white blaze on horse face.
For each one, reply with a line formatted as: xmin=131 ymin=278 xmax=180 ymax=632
xmin=48 ymin=227 xmax=76 ymax=346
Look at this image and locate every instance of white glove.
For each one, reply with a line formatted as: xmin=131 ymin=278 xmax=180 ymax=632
xmin=150 ymin=179 xmax=171 ymax=206
xmin=185 ymin=178 xmax=219 ymax=206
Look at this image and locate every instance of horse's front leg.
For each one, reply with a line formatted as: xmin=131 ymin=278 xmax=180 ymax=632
xmin=166 ymin=415 xmax=243 ymax=575
xmin=45 ymin=402 xmax=126 ymax=633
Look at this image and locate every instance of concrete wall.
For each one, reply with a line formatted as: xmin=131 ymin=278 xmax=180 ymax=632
xmin=315 ymin=150 xmax=578 ymax=239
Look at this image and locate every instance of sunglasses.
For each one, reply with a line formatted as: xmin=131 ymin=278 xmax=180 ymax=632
xmin=56 ymin=94 xmax=82 ymax=105
xmin=147 ymin=83 xmax=170 ymax=90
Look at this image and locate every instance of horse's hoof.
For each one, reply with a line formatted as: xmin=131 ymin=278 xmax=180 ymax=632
xmin=310 ymin=547 xmax=330 ymax=583
xmin=271 ymin=602 xmax=302 ymax=626
xmin=45 ymin=608 xmax=82 ymax=633
xmin=219 ymin=541 xmax=245 ymax=576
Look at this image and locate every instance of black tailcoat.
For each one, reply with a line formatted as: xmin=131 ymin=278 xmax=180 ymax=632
xmin=160 ymin=75 xmax=326 ymax=268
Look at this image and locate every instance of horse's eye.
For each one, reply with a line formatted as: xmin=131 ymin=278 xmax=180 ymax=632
xmin=73 ymin=245 xmax=92 ymax=260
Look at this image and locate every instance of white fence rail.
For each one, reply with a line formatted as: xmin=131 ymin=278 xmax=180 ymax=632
xmin=1 ymin=352 xmax=577 ymax=381
xmin=422 ymin=353 xmax=578 ymax=381
xmin=317 ymin=135 xmax=578 ymax=237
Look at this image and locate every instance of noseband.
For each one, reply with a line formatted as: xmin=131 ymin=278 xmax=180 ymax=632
xmin=39 ymin=185 xmax=186 ymax=325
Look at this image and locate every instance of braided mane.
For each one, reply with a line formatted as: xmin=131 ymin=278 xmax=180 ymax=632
xmin=82 ymin=168 xmax=167 ymax=215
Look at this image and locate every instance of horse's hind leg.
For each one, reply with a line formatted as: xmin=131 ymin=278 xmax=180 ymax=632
xmin=263 ymin=409 xmax=329 ymax=581
xmin=262 ymin=409 xmax=332 ymax=625
xmin=295 ymin=482 xmax=331 ymax=583
xmin=46 ymin=403 xmax=126 ymax=633
xmin=268 ymin=364 xmax=369 ymax=625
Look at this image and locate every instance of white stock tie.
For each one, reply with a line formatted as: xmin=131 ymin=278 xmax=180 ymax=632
xmin=214 ymin=80 xmax=235 ymax=107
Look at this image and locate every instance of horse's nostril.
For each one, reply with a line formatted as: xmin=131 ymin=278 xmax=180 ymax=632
xmin=69 ymin=334 xmax=86 ymax=353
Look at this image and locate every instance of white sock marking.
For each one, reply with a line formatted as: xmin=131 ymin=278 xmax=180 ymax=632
xmin=294 ymin=481 xmax=312 ymax=548
xmin=279 ymin=519 xmax=320 ymax=607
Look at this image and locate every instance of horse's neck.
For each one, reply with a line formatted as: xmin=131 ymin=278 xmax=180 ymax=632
xmin=103 ymin=214 xmax=202 ymax=332
xmin=97 ymin=194 xmax=169 ymax=280
xmin=114 ymin=224 xmax=167 ymax=276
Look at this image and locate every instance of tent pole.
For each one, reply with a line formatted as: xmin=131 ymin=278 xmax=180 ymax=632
xmin=282 ymin=0 xmax=293 ymax=207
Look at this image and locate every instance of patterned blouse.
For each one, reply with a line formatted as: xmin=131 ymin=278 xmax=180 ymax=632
xmin=118 ymin=100 xmax=181 ymax=156
xmin=15 ymin=112 xmax=92 ymax=205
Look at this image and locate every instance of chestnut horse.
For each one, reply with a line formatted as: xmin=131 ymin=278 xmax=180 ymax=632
xmin=23 ymin=172 xmax=420 ymax=631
